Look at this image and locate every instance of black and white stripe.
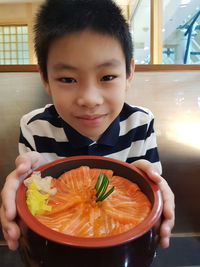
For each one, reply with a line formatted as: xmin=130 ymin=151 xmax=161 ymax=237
xmin=19 ymin=103 xmax=161 ymax=173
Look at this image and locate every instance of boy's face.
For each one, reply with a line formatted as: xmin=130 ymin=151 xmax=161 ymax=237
xmin=42 ymin=30 xmax=134 ymax=140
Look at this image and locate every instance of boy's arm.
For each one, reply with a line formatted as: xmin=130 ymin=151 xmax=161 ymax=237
xmin=0 ymin=152 xmax=47 ymax=250
xmin=132 ymin=159 xmax=175 ymax=248
xmin=1 ymin=113 xmax=48 ymax=250
xmin=128 ymin=110 xmax=174 ymax=248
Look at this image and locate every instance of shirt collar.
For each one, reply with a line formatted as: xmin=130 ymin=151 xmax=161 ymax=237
xmin=97 ymin=116 xmax=120 ymax=146
xmin=61 ymin=116 xmax=120 ymax=149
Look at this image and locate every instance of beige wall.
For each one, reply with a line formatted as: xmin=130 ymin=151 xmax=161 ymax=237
xmin=0 ymin=2 xmax=41 ymax=63
xmin=0 ymin=3 xmax=27 ymax=21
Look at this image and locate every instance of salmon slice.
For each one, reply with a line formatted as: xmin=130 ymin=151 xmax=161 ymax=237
xmin=58 ymin=166 xmax=92 ymax=191
xmin=44 ymin=192 xmax=83 ymax=216
xmin=109 ymin=175 xmax=140 ymax=196
xmin=89 ymin=168 xmax=113 ymax=187
xmin=36 ymin=211 xmax=73 ymax=231
xmin=51 ymin=179 xmax=69 ymax=193
xmin=34 ymin=166 xmax=152 ymax=237
xmin=102 ymin=187 xmax=151 ymax=224
xmin=61 ymin=204 xmax=93 ymax=237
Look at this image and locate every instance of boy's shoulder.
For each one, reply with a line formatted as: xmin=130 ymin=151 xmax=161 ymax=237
xmin=120 ymin=103 xmax=154 ymax=122
xmin=20 ymin=104 xmax=59 ymax=126
xmin=119 ymin=103 xmax=155 ymax=139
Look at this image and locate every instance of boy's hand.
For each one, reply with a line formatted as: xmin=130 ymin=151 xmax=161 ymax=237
xmin=131 ymin=159 xmax=175 ymax=248
xmin=0 ymin=152 xmax=47 ymax=250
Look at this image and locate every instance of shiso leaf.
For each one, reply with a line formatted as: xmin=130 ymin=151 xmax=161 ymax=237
xmin=95 ymin=173 xmax=115 ymax=202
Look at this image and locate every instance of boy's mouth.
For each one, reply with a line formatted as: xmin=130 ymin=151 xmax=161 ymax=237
xmin=76 ymin=114 xmax=107 ymax=127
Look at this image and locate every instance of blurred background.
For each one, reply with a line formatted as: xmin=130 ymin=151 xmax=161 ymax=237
xmin=0 ymin=0 xmax=200 ymax=65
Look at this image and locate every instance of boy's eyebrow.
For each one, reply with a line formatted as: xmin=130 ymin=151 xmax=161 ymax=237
xmin=52 ymin=59 xmax=122 ymax=71
xmin=53 ymin=63 xmax=77 ymax=71
xmin=96 ymin=59 xmax=122 ymax=68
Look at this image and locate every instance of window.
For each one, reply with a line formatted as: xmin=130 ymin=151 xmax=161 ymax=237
xmin=130 ymin=0 xmax=200 ymax=64
xmin=163 ymin=0 xmax=200 ymax=64
xmin=0 ymin=25 xmax=29 ymax=65
xmin=130 ymin=0 xmax=151 ymax=64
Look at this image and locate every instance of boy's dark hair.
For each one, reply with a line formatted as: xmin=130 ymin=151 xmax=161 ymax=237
xmin=34 ymin=0 xmax=133 ymax=81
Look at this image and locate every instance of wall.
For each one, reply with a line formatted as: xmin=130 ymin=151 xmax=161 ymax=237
xmin=0 ymin=2 xmax=41 ymax=63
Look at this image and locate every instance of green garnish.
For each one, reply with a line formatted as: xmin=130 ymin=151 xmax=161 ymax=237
xmin=95 ymin=173 xmax=115 ymax=202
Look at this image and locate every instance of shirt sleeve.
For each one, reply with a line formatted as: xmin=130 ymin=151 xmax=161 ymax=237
xmin=18 ymin=115 xmax=36 ymax=155
xmin=143 ymin=117 xmax=162 ymax=174
xmin=127 ymin=108 xmax=162 ymax=175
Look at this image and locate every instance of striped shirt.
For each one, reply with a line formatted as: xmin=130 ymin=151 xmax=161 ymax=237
xmin=19 ymin=103 xmax=161 ymax=173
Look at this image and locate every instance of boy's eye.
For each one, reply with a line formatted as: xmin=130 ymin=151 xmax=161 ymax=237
xmin=58 ymin=77 xmax=77 ymax=83
xmin=101 ymin=75 xmax=116 ymax=81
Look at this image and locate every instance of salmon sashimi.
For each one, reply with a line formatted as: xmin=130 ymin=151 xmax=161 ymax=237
xmin=33 ymin=166 xmax=152 ymax=237
xmin=58 ymin=166 xmax=92 ymax=192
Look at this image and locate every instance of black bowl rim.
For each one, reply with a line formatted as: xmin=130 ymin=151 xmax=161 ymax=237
xmin=16 ymin=155 xmax=163 ymax=248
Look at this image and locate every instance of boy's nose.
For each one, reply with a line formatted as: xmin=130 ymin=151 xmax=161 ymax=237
xmin=76 ymin=86 xmax=104 ymax=108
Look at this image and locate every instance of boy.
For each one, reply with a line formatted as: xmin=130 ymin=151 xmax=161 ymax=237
xmin=0 ymin=0 xmax=174 ymax=253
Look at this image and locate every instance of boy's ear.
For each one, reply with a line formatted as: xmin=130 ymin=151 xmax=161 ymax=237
xmin=38 ymin=66 xmax=51 ymax=95
xmin=127 ymin=59 xmax=135 ymax=82
xmin=126 ymin=59 xmax=135 ymax=90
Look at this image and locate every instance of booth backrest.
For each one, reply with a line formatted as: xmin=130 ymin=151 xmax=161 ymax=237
xmin=0 ymin=71 xmax=200 ymax=235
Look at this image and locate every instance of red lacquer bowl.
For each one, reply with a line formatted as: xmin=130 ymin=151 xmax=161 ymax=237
xmin=16 ymin=156 xmax=163 ymax=267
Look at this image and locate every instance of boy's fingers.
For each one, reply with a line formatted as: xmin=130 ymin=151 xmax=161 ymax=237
xmin=15 ymin=151 xmax=46 ymax=174
xmin=132 ymin=160 xmax=175 ymax=249
xmin=1 ymin=171 xmax=21 ymax=219
xmin=15 ymin=152 xmax=33 ymax=167
xmin=158 ymin=216 xmax=174 ymax=249
xmin=132 ymin=159 xmax=161 ymax=183
xmin=15 ymin=156 xmax=32 ymax=177
xmin=163 ymin=199 xmax=175 ymax=221
xmin=0 ymin=206 xmax=9 ymax=232
xmin=159 ymin=179 xmax=175 ymax=238
xmin=159 ymin=236 xmax=170 ymax=248
xmin=16 ymin=163 xmax=31 ymax=176
xmin=1 ymin=167 xmax=31 ymax=220
xmin=0 ymin=152 xmax=46 ymax=251
xmin=7 ymin=221 xmax=21 ymax=239
xmin=160 ymin=220 xmax=172 ymax=237
xmin=1 ymin=206 xmax=20 ymax=250
xmin=2 ymin=221 xmax=20 ymax=241
xmin=159 ymin=222 xmax=172 ymax=248
xmin=159 ymin=179 xmax=175 ymax=219
xmin=2 ymin=228 xmax=19 ymax=251
xmin=7 ymin=240 xmax=19 ymax=251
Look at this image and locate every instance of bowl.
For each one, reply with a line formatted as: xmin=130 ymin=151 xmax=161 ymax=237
xmin=16 ymin=156 xmax=163 ymax=267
